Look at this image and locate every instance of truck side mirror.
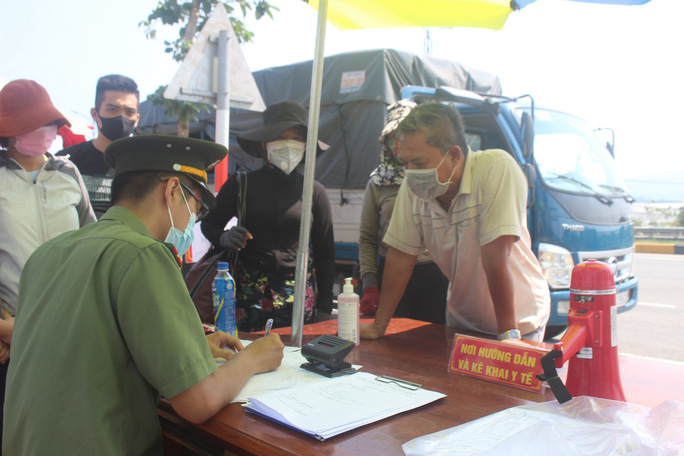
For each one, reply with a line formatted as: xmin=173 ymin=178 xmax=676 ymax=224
xmin=521 ymin=111 xmax=534 ymax=161
xmin=594 ymin=127 xmax=615 ymax=158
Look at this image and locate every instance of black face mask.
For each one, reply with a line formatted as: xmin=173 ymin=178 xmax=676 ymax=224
xmin=98 ymin=114 xmax=136 ymax=141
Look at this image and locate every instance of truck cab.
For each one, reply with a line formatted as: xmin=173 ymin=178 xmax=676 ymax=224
xmin=402 ymin=85 xmax=638 ymax=336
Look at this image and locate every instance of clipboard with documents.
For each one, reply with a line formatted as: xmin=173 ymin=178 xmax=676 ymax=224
xmin=244 ymin=371 xmax=446 ymax=441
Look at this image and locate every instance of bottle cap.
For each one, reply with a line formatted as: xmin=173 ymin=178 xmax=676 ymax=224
xmin=217 ymin=262 xmax=229 ymax=271
xmin=343 ymin=277 xmax=354 ymax=293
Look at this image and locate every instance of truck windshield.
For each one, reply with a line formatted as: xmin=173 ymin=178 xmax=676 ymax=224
xmin=530 ymin=109 xmax=629 ymax=199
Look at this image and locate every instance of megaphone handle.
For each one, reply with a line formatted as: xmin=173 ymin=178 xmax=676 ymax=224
xmin=537 ymin=350 xmax=573 ymax=404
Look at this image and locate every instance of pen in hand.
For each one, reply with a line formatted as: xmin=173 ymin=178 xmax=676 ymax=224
xmin=264 ymin=318 xmax=273 ymax=336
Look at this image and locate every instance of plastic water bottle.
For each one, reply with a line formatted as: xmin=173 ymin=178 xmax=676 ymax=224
xmin=337 ymin=277 xmax=360 ymax=345
xmin=212 ymin=262 xmax=237 ymax=337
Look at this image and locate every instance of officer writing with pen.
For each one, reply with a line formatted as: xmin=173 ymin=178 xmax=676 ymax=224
xmin=3 ymin=135 xmax=284 ymax=456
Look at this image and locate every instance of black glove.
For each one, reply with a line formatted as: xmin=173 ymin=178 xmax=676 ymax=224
xmin=219 ymin=226 xmax=250 ymax=251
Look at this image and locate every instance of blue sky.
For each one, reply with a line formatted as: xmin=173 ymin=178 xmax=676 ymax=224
xmin=2 ymin=0 xmax=682 ymax=181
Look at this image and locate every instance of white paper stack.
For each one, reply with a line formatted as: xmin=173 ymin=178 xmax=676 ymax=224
xmin=245 ymin=371 xmax=446 ymax=440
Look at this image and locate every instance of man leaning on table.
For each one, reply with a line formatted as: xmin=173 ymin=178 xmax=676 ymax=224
xmin=361 ymin=102 xmax=550 ymax=342
xmin=3 ymin=135 xmax=284 ymax=455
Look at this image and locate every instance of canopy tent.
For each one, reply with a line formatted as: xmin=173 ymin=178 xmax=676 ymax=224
xmin=289 ymin=0 xmax=538 ymax=344
xmin=291 ymin=0 xmax=653 ymax=344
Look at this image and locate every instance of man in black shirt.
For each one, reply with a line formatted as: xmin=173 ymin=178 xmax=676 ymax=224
xmin=58 ymin=74 xmax=140 ymax=218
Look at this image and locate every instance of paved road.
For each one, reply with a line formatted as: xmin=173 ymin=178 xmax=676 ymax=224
xmin=617 ymin=253 xmax=684 ymax=362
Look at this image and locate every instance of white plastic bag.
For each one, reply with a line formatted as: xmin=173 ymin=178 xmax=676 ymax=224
xmin=402 ymin=397 xmax=684 ymax=456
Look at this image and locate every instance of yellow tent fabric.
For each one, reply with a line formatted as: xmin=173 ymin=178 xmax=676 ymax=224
xmin=306 ymin=0 xmax=517 ymax=31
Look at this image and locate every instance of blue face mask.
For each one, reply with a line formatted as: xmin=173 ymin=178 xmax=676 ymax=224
xmin=164 ymin=189 xmax=196 ymax=256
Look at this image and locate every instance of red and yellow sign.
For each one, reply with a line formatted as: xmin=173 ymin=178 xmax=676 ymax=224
xmin=449 ymin=334 xmax=550 ymax=393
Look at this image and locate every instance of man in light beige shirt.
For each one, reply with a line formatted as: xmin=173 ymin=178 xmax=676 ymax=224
xmin=361 ymin=102 xmax=549 ymax=342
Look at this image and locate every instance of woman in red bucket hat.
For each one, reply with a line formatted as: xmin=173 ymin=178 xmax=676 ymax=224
xmin=0 ymin=79 xmax=96 ymax=443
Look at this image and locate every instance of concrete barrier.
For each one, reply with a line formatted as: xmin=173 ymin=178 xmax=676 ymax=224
xmin=635 ymin=243 xmax=682 ymax=254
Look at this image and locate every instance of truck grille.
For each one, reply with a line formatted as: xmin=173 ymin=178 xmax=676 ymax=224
xmin=577 ymin=247 xmax=634 ymax=284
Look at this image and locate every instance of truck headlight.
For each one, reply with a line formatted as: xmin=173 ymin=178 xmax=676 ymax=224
xmin=557 ymin=300 xmax=570 ymax=315
xmin=537 ymin=243 xmax=574 ymax=289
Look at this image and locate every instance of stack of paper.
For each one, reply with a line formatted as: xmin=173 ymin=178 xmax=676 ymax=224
xmin=245 ymin=371 xmax=446 ymax=440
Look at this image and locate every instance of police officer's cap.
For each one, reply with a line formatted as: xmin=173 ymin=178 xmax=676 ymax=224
xmin=104 ymin=135 xmax=227 ymax=207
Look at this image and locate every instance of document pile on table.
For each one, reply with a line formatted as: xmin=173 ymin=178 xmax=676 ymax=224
xmin=245 ymin=371 xmax=446 ymax=440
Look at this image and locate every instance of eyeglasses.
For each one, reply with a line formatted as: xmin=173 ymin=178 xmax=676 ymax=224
xmin=179 ymin=181 xmax=210 ymax=221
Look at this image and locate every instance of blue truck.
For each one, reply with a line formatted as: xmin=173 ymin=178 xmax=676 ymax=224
xmin=400 ymin=85 xmax=638 ymax=336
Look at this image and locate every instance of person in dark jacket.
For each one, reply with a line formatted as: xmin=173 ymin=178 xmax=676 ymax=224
xmin=58 ymin=74 xmax=140 ymax=218
xmin=201 ymin=101 xmax=335 ymax=332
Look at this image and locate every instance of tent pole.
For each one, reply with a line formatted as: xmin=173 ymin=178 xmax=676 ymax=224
xmin=291 ymin=0 xmax=329 ymax=347
xmin=214 ymin=29 xmax=231 ymax=191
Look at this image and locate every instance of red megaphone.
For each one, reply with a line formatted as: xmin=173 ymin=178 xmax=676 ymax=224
xmin=538 ymin=260 xmax=626 ymax=403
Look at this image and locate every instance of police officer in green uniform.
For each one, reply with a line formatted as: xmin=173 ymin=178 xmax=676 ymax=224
xmin=3 ymin=135 xmax=284 ymax=455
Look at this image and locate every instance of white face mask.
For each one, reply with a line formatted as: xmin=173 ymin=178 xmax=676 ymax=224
xmin=404 ymin=151 xmax=458 ymax=201
xmin=266 ymin=140 xmax=306 ymax=175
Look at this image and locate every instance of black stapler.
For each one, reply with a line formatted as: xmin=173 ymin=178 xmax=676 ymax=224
xmin=300 ymin=334 xmax=357 ymax=378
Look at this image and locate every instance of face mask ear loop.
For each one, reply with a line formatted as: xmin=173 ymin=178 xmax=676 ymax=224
xmin=166 ymin=188 xmax=176 ymax=231
xmin=436 ymin=148 xmax=458 ymax=186
xmin=180 ymin=187 xmax=193 ymax=218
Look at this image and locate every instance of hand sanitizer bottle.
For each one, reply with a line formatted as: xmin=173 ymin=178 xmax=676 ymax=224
xmin=338 ymin=277 xmax=360 ymax=345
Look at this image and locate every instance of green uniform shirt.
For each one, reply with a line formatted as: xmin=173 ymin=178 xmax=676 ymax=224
xmin=4 ymin=206 xmax=217 ymax=456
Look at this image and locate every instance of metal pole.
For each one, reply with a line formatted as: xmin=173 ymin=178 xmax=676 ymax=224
xmin=291 ymin=0 xmax=328 ymax=347
xmin=215 ymin=29 xmax=231 ymax=191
